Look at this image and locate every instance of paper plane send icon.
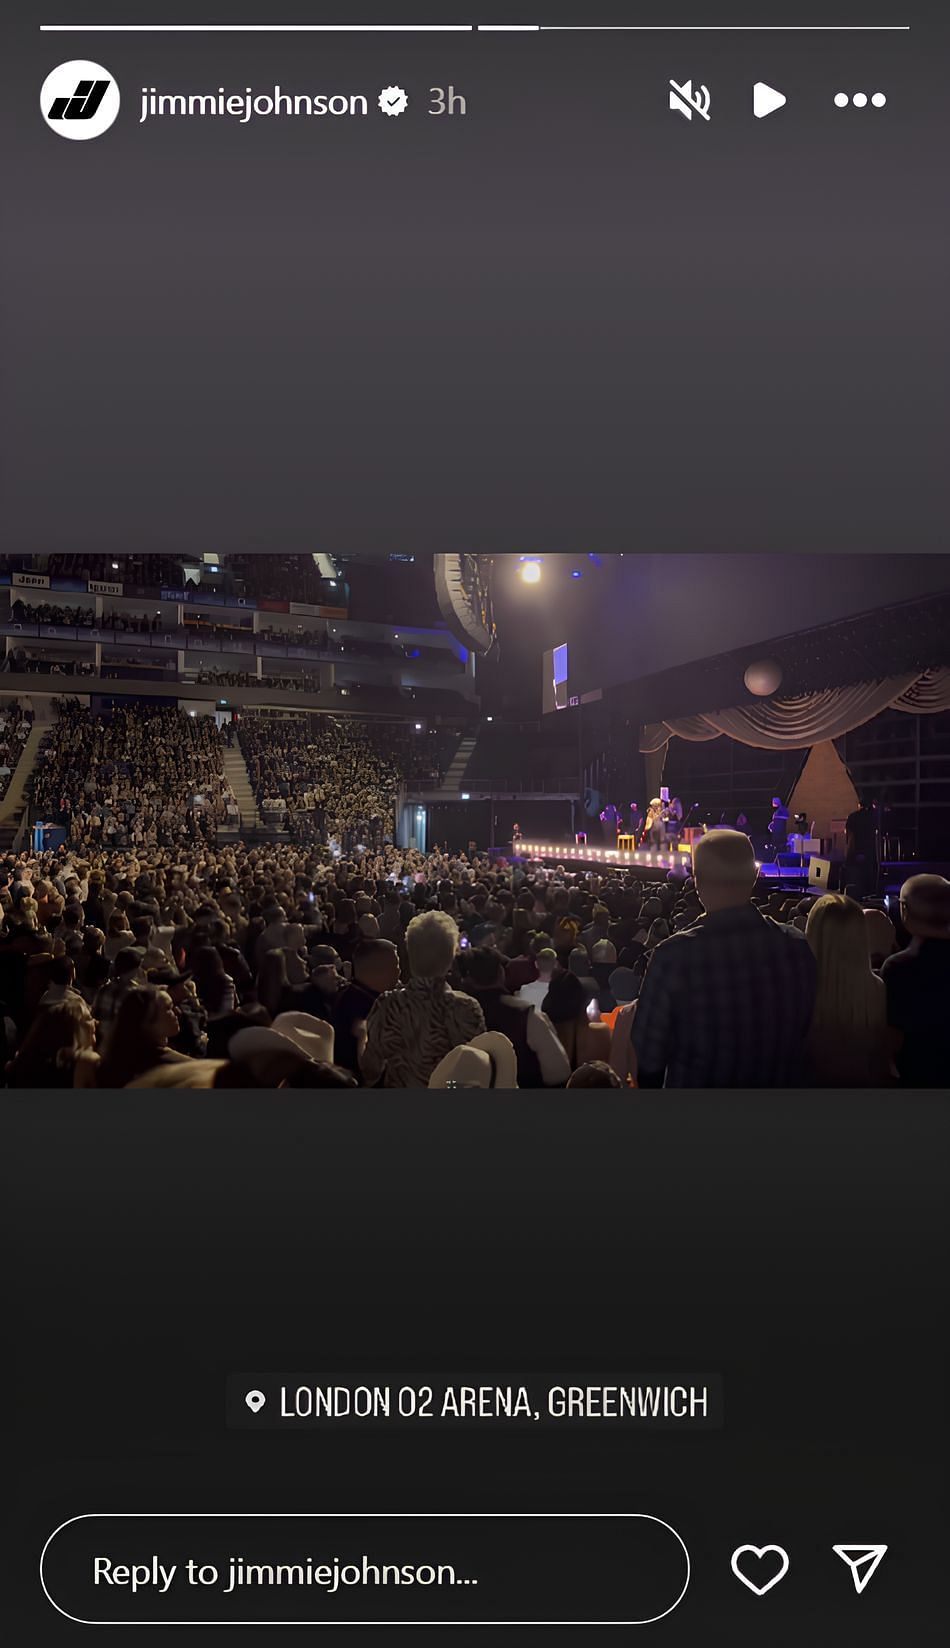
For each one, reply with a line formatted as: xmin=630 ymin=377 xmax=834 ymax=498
xmin=754 ymin=82 xmax=786 ymax=119
xmin=833 ymin=1545 xmax=888 ymax=1595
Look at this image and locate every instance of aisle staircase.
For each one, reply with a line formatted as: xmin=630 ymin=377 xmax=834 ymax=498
xmin=222 ymin=741 xmax=261 ymax=833
xmin=439 ymin=732 xmax=478 ymax=794
xmin=0 ymin=705 xmax=55 ymax=851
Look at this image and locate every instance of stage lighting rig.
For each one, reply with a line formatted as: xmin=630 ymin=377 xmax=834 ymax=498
xmin=433 ymin=554 xmax=498 ymax=654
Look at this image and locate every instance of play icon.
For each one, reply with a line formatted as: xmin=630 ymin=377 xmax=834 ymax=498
xmin=833 ymin=1545 xmax=888 ymax=1594
xmin=754 ymin=82 xmax=787 ymax=119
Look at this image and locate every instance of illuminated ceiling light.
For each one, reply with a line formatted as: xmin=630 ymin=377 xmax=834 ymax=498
xmin=519 ymin=560 xmax=542 ymax=585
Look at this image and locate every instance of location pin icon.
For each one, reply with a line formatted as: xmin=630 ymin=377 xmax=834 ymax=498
xmin=245 ymin=1389 xmax=266 ymax=1414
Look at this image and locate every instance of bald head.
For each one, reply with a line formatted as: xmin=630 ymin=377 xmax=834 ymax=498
xmin=900 ymin=875 xmax=950 ymax=941
xmin=693 ymin=830 xmax=758 ymax=913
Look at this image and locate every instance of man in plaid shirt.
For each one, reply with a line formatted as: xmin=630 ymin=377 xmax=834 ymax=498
xmin=633 ymin=831 xmax=816 ymax=1087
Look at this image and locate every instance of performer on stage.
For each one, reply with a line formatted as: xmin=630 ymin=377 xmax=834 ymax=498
xmin=844 ymin=797 xmax=880 ymax=899
xmin=643 ymin=797 xmax=667 ymax=848
xmin=599 ymin=802 xmax=621 ymax=843
xmin=768 ymin=795 xmax=789 ymax=857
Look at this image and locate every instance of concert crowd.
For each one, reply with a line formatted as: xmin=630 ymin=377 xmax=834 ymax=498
xmin=1 ymin=827 xmax=946 ymax=1090
xmin=0 ymin=700 xmax=33 ymax=801
xmin=29 ymin=702 xmax=236 ymax=849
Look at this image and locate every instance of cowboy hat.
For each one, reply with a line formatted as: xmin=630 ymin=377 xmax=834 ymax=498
xmin=228 ymin=1013 xmax=336 ymax=1073
xmin=428 ymin=1031 xmax=518 ymax=1090
xmin=271 ymin=1011 xmax=336 ymax=1064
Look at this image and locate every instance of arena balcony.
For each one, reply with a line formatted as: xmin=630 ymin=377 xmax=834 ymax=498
xmin=0 ymin=599 xmax=475 ymax=707
xmin=2 ymin=553 xmax=346 ymax=609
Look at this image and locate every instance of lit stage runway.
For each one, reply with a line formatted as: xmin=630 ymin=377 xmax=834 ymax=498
xmin=517 ymin=838 xmax=809 ymax=885
xmin=519 ymin=840 xmax=693 ymax=877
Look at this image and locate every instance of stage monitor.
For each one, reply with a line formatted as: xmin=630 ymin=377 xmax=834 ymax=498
xmin=543 ymin=641 xmax=569 ymax=713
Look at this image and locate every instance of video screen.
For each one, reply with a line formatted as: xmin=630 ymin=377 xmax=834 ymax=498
xmin=3 ymin=5 xmax=948 ymax=1645
xmin=541 ymin=640 xmax=569 ymax=713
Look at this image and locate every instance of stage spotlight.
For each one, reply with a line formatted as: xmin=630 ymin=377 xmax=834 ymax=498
xmin=520 ymin=560 xmax=542 ymax=585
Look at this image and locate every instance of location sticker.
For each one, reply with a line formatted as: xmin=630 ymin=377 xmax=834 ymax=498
xmin=245 ymin=1389 xmax=266 ymax=1414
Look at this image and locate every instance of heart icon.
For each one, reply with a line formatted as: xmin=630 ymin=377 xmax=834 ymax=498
xmin=730 ymin=1544 xmax=790 ymax=1596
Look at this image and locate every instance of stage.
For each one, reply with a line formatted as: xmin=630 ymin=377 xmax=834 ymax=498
xmin=519 ymin=839 xmax=827 ymax=897
xmin=519 ymin=839 xmax=693 ymax=877
xmin=519 ymin=840 xmax=950 ymax=901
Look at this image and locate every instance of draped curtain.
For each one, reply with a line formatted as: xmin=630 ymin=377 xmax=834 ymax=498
xmin=641 ymin=668 xmax=950 ymax=754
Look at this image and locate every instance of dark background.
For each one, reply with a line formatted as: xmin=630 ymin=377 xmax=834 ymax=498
xmin=480 ymin=554 xmax=950 ymax=708
xmin=3 ymin=1092 xmax=948 ymax=1644
xmin=1 ymin=0 xmax=948 ymax=551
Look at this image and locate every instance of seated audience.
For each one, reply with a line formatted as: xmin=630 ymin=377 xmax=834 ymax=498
xmin=30 ymin=701 xmax=235 ymax=849
xmin=0 ymin=699 xmax=31 ymax=803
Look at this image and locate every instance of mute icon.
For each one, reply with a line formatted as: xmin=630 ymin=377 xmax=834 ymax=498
xmin=669 ymin=79 xmax=711 ymax=122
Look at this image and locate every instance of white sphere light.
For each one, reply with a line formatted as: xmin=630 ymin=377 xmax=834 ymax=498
xmin=520 ymin=560 xmax=542 ymax=585
xmin=743 ymin=658 xmax=784 ymax=697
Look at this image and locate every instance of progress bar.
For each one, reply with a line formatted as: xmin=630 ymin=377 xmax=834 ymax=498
xmin=38 ymin=23 xmax=912 ymax=33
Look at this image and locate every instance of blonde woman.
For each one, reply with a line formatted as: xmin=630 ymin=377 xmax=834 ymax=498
xmin=8 ymin=996 xmax=100 ymax=1089
xmin=805 ymin=895 xmax=892 ymax=1086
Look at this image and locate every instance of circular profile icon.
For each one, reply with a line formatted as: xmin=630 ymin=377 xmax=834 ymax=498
xmin=41 ymin=60 xmax=120 ymax=139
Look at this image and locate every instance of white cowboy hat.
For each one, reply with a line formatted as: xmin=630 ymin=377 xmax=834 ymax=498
xmin=428 ymin=1031 xmax=518 ymax=1090
xmin=228 ymin=1013 xmax=335 ymax=1073
xmin=271 ymin=1011 xmax=336 ymax=1064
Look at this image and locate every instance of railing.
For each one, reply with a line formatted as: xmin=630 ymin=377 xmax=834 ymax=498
xmin=407 ymin=776 xmax=580 ymax=796
xmin=454 ymin=776 xmax=580 ymax=794
xmin=0 ymin=620 xmax=464 ymax=670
